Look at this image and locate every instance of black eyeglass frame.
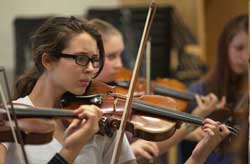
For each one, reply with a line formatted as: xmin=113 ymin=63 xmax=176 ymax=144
xmin=59 ymin=53 xmax=101 ymax=68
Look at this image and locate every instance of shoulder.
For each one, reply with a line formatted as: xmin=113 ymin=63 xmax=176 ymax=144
xmin=188 ymin=81 xmax=207 ymax=95
xmin=13 ymin=96 xmax=33 ymax=106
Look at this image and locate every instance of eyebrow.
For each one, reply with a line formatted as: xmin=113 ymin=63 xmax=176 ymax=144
xmin=106 ymin=51 xmax=121 ymax=56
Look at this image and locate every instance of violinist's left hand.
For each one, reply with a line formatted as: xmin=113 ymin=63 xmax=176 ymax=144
xmin=185 ymin=127 xmax=205 ymax=141
xmin=131 ymin=139 xmax=159 ymax=160
xmin=192 ymin=93 xmax=226 ymax=118
xmin=60 ymin=105 xmax=103 ymax=163
xmin=185 ymin=119 xmax=230 ymax=164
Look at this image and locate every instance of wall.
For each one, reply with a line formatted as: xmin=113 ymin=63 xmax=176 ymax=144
xmin=120 ymin=0 xmax=198 ymax=36
xmin=0 ymin=0 xmax=118 ymax=87
xmin=204 ymin=0 xmax=247 ymax=66
xmin=0 ymin=0 xmax=248 ymax=87
xmin=120 ymin=0 xmax=248 ymax=67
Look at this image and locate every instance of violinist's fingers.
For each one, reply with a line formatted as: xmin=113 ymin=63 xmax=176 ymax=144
xmin=196 ymin=94 xmax=212 ymax=109
xmin=189 ymin=127 xmax=207 ymax=141
xmin=202 ymin=127 xmax=216 ymax=137
xmin=73 ymin=107 xmax=83 ymax=115
xmin=142 ymin=142 xmax=159 ymax=157
xmin=77 ymin=105 xmax=103 ymax=120
xmin=131 ymin=140 xmax=159 ymax=160
xmin=64 ymin=119 xmax=81 ymax=139
xmin=215 ymin=96 xmax=226 ymax=109
xmin=202 ymin=125 xmax=228 ymax=142
xmin=202 ymin=126 xmax=217 ymax=136
xmin=138 ymin=149 xmax=154 ymax=160
xmin=202 ymin=118 xmax=219 ymax=132
xmin=81 ymin=105 xmax=102 ymax=132
xmin=201 ymin=118 xmax=230 ymax=141
xmin=208 ymin=93 xmax=218 ymax=104
xmin=190 ymin=119 xmax=229 ymax=163
xmin=202 ymin=118 xmax=217 ymax=125
xmin=69 ymin=119 xmax=81 ymax=128
xmin=201 ymin=95 xmax=209 ymax=103
xmin=134 ymin=145 xmax=154 ymax=160
xmin=218 ymin=124 xmax=230 ymax=137
xmin=195 ymin=95 xmax=203 ymax=106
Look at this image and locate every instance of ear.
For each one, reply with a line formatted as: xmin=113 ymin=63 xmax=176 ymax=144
xmin=41 ymin=53 xmax=57 ymax=71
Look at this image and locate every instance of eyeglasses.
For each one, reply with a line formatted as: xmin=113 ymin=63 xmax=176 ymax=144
xmin=59 ymin=53 xmax=100 ymax=68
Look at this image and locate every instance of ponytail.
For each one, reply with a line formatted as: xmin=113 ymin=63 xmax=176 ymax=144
xmin=14 ymin=67 xmax=41 ymax=99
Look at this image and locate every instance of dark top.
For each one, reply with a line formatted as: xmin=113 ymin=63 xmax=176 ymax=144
xmin=48 ymin=153 xmax=68 ymax=164
xmin=178 ymin=81 xmax=235 ymax=164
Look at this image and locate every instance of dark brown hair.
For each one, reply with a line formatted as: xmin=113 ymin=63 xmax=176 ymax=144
xmin=14 ymin=16 xmax=105 ymax=99
xmin=202 ymin=14 xmax=248 ymax=103
xmin=202 ymin=14 xmax=248 ymax=163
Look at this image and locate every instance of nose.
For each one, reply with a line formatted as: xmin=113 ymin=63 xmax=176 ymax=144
xmin=84 ymin=62 xmax=96 ymax=74
xmin=241 ymin=48 xmax=249 ymax=61
xmin=114 ymin=57 xmax=123 ymax=69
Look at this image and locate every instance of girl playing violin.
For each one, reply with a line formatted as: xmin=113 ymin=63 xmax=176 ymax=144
xmin=0 ymin=16 xmax=230 ymax=164
xmin=88 ymin=18 xmax=231 ymax=163
xmin=180 ymin=14 xmax=248 ymax=164
xmin=0 ymin=16 xmax=136 ymax=164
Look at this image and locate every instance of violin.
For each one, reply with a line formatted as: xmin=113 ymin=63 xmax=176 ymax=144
xmin=114 ymin=67 xmax=234 ymax=123
xmin=60 ymin=80 xmax=238 ymax=142
xmin=0 ymin=103 xmax=78 ymax=144
xmin=1 ymin=118 xmax=54 ymax=144
xmin=0 ymin=80 xmax=236 ymax=144
xmin=114 ymin=67 xmax=189 ymax=111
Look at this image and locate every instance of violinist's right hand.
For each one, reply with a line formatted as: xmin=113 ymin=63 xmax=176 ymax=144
xmin=131 ymin=139 xmax=159 ymax=160
xmin=60 ymin=105 xmax=103 ymax=163
xmin=192 ymin=93 xmax=226 ymax=118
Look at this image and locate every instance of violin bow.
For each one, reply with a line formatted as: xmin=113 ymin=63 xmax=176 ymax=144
xmin=247 ymin=0 xmax=249 ymax=116
xmin=0 ymin=67 xmax=29 ymax=164
xmin=110 ymin=1 xmax=157 ymax=164
xmin=145 ymin=39 xmax=151 ymax=94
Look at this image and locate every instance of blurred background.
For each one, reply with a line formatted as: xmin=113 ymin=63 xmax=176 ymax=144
xmin=0 ymin=0 xmax=247 ymax=163
xmin=0 ymin=0 xmax=247 ymax=87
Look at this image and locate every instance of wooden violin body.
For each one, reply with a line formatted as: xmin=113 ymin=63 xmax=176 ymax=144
xmin=0 ymin=104 xmax=77 ymax=144
xmin=60 ymin=80 xmax=205 ymax=142
xmin=0 ymin=118 xmax=54 ymax=144
xmin=61 ymin=93 xmax=179 ymax=141
xmin=114 ymin=68 xmax=235 ymax=123
xmin=114 ymin=67 xmax=189 ymax=111
xmin=0 ymin=81 xmax=237 ymax=144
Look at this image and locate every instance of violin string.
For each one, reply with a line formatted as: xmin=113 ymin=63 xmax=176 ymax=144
xmin=108 ymin=91 xmax=239 ymax=135
xmin=133 ymin=98 xmax=239 ymax=135
xmin=0 ymin=85 xmax=26 ymax=164
xmin=115 ymin=85 xmax=242 ymax=135
xmin=226 ymin=126 xmax=239 ymax=136
xmin=228 ymin=128 xmax=238 ymax=136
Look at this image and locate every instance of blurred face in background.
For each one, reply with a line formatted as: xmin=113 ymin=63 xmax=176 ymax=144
xmin=228 ymin=31 xmax=249 ymax=74
xmin=96 ymin=34 xmax=124 ymax=82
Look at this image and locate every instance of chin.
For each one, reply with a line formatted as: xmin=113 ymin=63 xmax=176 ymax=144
xmin=234 ymin=66 xmax=246 ymax=73
xmin=70 ymin=87 xmax=87 ymax=96
xmin=107 ymin=74 xmax=116 ymax=82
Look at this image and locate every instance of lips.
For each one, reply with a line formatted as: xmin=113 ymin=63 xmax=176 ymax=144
xmin=79 ymin=79 xmax=90 ymax=87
